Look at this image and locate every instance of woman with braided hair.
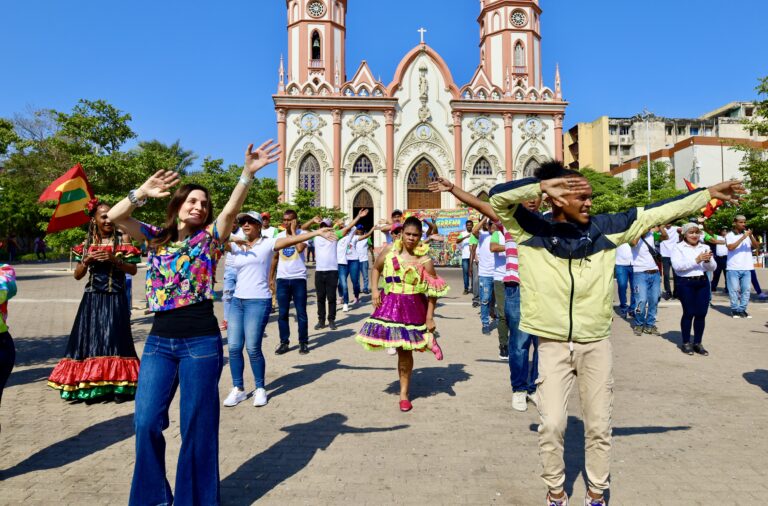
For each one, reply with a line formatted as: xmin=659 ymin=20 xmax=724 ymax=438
xmin=48 ymin=199 xmax=141 ymax=402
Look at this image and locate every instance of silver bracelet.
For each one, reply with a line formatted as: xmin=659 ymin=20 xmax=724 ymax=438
xmin=238 ymin=174 xmax=253 ymax=186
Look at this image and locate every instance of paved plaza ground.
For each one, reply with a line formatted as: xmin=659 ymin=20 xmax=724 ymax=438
xmin=1 ymin=262 xmax=767 ymax=505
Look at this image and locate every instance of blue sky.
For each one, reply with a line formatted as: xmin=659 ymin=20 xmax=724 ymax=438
xmin=4 ymin=0 xmax=766 ymax=180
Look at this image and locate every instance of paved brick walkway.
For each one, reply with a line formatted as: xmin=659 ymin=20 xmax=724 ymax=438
xmin=1 ymin=262 xmax=767 ymax=505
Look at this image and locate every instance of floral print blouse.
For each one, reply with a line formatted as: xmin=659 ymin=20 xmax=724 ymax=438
xmin=140 ymin=222 xmax=224 ymax=312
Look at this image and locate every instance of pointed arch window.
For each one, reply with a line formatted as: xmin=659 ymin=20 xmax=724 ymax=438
xmin=523 ymin=158 xmax=541 ymax=177
xmin=311 ymin=31 xmax=322 ymax=61
xmin=353 ymin=155 xmax=374 ymax=174
xmin=299 ymin=154 xmax=321 ymax=206
xmin=514 ymin=42 xmax=526 ymax=70
xmin=473 ymin=157 xmax=493 ymax=176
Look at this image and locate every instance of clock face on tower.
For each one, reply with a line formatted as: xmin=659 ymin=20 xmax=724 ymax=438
xmin=510 ymin=10 xmax=527 ymax=28
xmin=307 ymin=1 xmax=326 ymax=17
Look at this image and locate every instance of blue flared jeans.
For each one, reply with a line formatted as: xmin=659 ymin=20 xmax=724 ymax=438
xmin=227 ymin=297 xmax=271 ymax=389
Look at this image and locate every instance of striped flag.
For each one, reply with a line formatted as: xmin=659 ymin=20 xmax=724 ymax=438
xmin=684 ymin=179 xmax=722 ymax=218
xmin=38 ymin=164 xmax=95 ymax=233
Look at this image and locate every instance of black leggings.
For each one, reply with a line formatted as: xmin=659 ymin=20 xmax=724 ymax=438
xmin=0 ymin=332 xmax=15 ymax=405
xmin=677 ymin=277 xmax=709 ymax=345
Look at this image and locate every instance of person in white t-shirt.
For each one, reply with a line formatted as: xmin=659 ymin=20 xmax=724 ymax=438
xmin=614 ymin=243 xmax=636 ymax=318
xmin=725 ymin=215 xmax=756 ymax=318
xmin=456 ymin=220 xmax=474 ymax=294
xmin=474 ymin=217 xmax=495 ymax=335
xmin=630 ymin=229 xmax=662 ymax=336
xmin=260 ymin=212 xmax=278 ymax=239
xmin=269 ymin=209 xmax=311 ymax=355
xmin=710 ymin=227 xmax=729 ymax=293
xmin=659 ymin=224 xmax=678 ymax=300
xmin=222 ymin=211 xmax=336 ymax=407
xmin=221 ymin=217 xmax=245 ymax=331
xmin=355 ymin=225 xmax=375 ymax=294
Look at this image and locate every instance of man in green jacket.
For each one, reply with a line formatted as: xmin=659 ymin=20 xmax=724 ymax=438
xmin=489 ymin=161 xmax=744 ymax=506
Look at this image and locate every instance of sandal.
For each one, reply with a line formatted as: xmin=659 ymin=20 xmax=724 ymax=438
xmin=399 ymin=399 xmax=413 ymax=412
xmin=426 ymin=332 xmax=443 ymax=361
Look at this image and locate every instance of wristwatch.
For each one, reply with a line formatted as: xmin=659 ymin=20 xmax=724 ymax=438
xmin=128 ymin=189 xmax=147 ymax=207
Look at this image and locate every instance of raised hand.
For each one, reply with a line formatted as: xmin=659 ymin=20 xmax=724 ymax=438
xmin=318 ymin=229 xmax=338 ymax=242
xmin=708 ymin=180 xmax=746 ymax=204
xmin=357 ymin=208 xmax=370 ymax=219
xmin=428 ymin=177 xmax=453 ymax=193
xmin=540 ymin=177 xmax=591 ymax=207
xmin=244 ymin=140 xmax=281 ymax=176
xmin=138 ymin=170 xmax=181 ymax=199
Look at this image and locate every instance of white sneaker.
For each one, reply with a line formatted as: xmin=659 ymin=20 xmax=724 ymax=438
xmin=512 ymin=391 xmax=528 ymax=412
xmin=253 ymin=388 xmax=268 ymax=407
xmin=342 ymin=303 xmax=349 ymax=312
xmin=223 ymin=387 xmax=248 ymax=407
xmin=546 ymin=492 xmax=569 ymax=506
xmin=527 ymin=392 xmax=538 ymax=408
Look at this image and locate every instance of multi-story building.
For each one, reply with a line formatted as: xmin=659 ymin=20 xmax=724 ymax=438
xmin=273 ymin=0 xmax=566 ymax=238
xmin=565 ymin=102 xmax=765 ymax=172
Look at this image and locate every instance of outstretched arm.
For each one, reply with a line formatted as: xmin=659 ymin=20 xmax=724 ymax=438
xmin=274 ymin=227 xmax=337 ymax=251
xmin=215 ymin=141 xmax=281 ymax=241
xmin=339 ymin=209 xmax=369 ymax=236
xmin=108 ymin=170 xmax=182 ymax=239
xmin=429 ymin=177 xmax=497 ymax=221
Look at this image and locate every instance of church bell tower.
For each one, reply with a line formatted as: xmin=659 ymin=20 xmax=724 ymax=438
xmin=285 ymin=0 xmax=347 ymax=88
xmin=477 ymin=0 xmax=543 ymax=90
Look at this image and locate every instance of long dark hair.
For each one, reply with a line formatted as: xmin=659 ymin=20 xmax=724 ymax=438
xmin=150 ymin=183 xmax=214 ymax=248
xmin=83 ymin=201 xmax=119 ymax=253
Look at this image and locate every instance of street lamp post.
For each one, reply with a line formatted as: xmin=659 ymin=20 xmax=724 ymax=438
xmin=643 ymin=108 xmax=652 ymax=200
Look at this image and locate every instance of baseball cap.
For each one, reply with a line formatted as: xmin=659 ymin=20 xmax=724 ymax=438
xmin=392 ymin=209 xmax=403 ymax=217
xmin=261 ymin=212 xmax=271 ymax=219
xmin=391 ymin=222 xmax=404 ymax=233
xmin=237 ymin=211 xmax=263 ymax=224
xmin=356 ymin=224 xmax=365 ymax=230
xmin=321 ymin=218 xmax=333 ymax=227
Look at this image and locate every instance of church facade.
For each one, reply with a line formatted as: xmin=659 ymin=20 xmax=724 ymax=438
xmin=273 ymin=0 xmax=567 ymax=235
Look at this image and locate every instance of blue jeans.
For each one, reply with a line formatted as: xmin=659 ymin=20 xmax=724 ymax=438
xmin=614 ymin=265 xmax=636 ymax=314
xmin=360 ymin=261 xmax=369 ymax=292
xmin=222 ymin=266 xmax=237 ymax=322
xmin=125 ymin=274 xmax=133 ymax=308
xmin=633 ymin=271 xmax=660 ymax=327
xmin=347 ymin=259 xmax=360 ymax=299
xmin=228 ymin=298 xmax=270 ymax=389
xmin=505 ymin=285 xmax=538 ymax=393
xmin=130 ymin=334 xmax=224 ymax=506
xmin=337 ymin=263 xmax=349 ymax=304
xmin=478 ymin=276 xmax=494 ymax=326
xmin=726 ymin=270 xmax=751 ymax=312
xmin=462 ymin=258 xmax=470 ymax=291
xmin=276 ymin=278 xmax=308 ymax=344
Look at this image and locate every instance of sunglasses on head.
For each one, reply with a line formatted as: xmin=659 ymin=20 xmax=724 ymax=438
xmin=238 ymin=217 xmax=259 ymax=226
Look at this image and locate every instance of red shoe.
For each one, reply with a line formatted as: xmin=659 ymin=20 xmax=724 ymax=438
xmin=399 ymin=400 xmax=413 ymax=412
xmin=431 ymin=340 xmax=443 ymax=361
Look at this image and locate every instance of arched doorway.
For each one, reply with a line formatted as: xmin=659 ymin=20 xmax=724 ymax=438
xmin=523 ymin=158 xmax=541 ymax=177
xmin=407 ymin=158 xmax=441 ymax=210
xmin=352 ymin=189 xmax=374 ymax=232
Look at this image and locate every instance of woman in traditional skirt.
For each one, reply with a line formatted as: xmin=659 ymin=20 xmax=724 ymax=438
xmin=48 ymin=200 xmax=141 ymax=402
xmin=355 ymin=216 xmax=449 ymax=412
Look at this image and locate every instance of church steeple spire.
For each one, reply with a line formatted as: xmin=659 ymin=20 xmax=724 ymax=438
xmin=285 ymin=0 xmax=347 ymax=87
xmin=278 ymin=54 xmax=285 ymax=92
xmin=555 ymin=63 xmax=562 ymax=99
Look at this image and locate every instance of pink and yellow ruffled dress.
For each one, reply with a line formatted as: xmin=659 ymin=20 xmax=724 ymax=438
xmin=355 ymin=246 xmax=449 ymax=351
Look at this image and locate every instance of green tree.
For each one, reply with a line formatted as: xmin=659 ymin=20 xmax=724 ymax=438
xmin=579 ymin=167 xmax=630 ymax=214
xmin=137 ymin=139 xmax=198 ymax=173
xmin=625 ymin=160 xmax=683 ymax=207
xmin=55 ymin=99 xmax=136 ymax=154
xmin=0 ymin=118 xmax=19 ymax=157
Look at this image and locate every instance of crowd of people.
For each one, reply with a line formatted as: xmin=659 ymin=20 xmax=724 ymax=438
xmin=0 ymin=134 xmax=757 ymax=505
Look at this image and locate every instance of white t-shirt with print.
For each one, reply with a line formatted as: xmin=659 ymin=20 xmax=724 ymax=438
xmin=726 ymin=232 xmax=754 ymax=271
xmin=275 ymin=230 xmax=307 ymax=280
xmin=230 ymin=237 xmax=278 ymax=299
xmin=356 ymin=237 xmax=370 ymax=262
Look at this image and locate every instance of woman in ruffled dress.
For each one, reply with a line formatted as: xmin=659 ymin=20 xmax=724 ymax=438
xmin=48 ymin=200 xmax=141 ymax=402
xmin=355 ymin=216 xmax=449 ymax=412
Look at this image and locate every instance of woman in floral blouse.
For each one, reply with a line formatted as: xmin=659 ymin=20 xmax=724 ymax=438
xmin=108 ymin=140 xmax=280 ymax=506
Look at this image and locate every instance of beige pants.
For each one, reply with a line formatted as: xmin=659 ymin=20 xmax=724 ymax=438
xmin=535 ymin=337 xmax=614 ymax=495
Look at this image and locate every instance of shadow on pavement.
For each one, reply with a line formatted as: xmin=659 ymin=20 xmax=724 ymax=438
xmin=0 ymin=414 xmax=134 ymax=480
xmin=528 ymin=416 xmax=690 ymax=497
xmin=384 ymin=363 xmax=470 ymax=400
xmin=5 ymin=366 xmax=51 ymax=389
xmin=12 ymin=335 xmax=69 ymax=367
xmin=268 ymin=359 xmax=390 ymax=400
xmin=220 ymin=413 xmax=407 ymax=505
xmin=743 ymin=369 xmax=768 ymax=394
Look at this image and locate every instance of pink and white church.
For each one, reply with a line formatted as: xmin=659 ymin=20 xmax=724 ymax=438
xmin=273 ymin=0 xmax=567 ymax=234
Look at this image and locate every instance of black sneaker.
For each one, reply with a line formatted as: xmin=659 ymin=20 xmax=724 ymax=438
xmin=498 ymin=345 xmax=509 ymax=360
xmin=299 ymin=343 xmax=310 ymax=355
xmin=732 ymin=311 xmax=742 ymax=319
xmin=329 ymin=321 xmax=337 ymax=330
xmin=314 ymin=321 xmax=326 ymax=330
xmin=275 ymin=342 xmax=290 ymax=355
xmin=681 ymin=343 xmax=694 ymax=355
xmin=741 ymin=311 xmax=753 ymax=319
xmin=693 ymin=344 xmax=709 ymax=356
